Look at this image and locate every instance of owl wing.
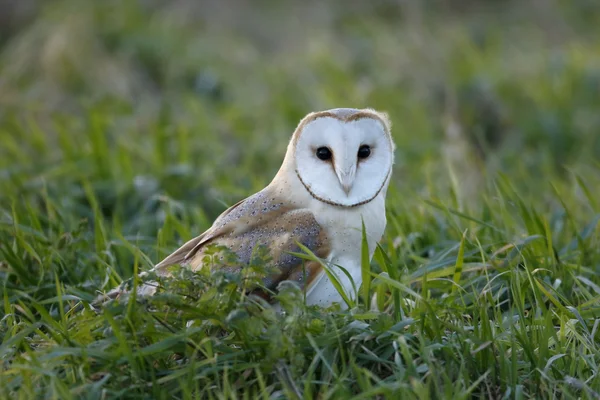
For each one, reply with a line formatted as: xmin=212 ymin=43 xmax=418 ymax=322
xmin=153 ymin=188 xmax=331 ymax=297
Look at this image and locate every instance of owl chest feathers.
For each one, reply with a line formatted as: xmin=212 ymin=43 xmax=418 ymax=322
xmin=305 ymin=194 xmax=387 ymax=307
xmin=280 ymin=165 xmax=386 ymax=258
xmin=279 ymin=168 xmax=387 ymax=306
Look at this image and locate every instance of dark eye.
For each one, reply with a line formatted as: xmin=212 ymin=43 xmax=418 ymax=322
xmin=316 ymin=147 xmax=332 ymax=161
xmin=358 ymin=145 xmax=371 ymax=159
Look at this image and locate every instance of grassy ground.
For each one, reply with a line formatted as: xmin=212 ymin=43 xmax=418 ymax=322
xmin=1 ymin=1 xmax=600 ymax=398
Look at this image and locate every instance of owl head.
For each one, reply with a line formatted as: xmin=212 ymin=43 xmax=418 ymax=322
xmin=284 ymin=108 xmax=395 ymax=207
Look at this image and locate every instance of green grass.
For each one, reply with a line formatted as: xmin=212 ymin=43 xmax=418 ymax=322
xmin=1 ymin=1 xmax=600 ymax=398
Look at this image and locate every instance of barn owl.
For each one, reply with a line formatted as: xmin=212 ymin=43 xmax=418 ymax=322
xmin=104 ymin=108 xmax=395 ymax=309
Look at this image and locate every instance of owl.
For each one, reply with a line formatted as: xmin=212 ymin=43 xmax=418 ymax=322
xmin=105 ymin=108 xmax=395 ymax=309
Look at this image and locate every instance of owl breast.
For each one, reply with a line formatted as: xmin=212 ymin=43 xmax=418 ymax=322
xmin=304 ymin=191 xmax=387 ymax=307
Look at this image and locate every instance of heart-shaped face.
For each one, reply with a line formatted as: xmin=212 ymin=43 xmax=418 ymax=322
xmin=293 ymin=109 xmax=394 ymax=207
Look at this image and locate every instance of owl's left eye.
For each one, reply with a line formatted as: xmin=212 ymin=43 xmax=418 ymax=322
xmin=316 ymin=147 xmax=332 ymax=161
xmin=358 ymin=145 xmax=371 ymax=159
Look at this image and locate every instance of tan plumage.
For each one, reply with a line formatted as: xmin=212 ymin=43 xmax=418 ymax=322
xmin=154 ymin=188 xmax=330 ymax=296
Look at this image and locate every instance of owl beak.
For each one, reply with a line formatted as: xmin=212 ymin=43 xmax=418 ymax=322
xmin=336 ymin=167 xmax=356 ymax=195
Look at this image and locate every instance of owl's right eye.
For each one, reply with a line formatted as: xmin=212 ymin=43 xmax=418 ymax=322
xmin=316 ymin=147 xmax=332 ymax=161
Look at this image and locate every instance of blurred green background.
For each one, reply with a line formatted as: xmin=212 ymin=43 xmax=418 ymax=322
xmin=1 ymin=1 xmax=600 ymax=397
xmin=1 ymin=0 xmax=599 ymax=303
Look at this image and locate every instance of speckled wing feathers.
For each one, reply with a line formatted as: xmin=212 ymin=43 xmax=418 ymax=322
xmin=154 ymin=188 xmax=330 ymax=298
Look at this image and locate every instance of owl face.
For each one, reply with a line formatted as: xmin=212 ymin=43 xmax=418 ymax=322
xmin=293 ymin=110 xmax=394 ymax=207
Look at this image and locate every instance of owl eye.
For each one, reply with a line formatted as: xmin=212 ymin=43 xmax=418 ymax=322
xmin=316 ymin=147 xmax=332 ymax=161
xmin=358 ymin=145 xmax=371 ymax=159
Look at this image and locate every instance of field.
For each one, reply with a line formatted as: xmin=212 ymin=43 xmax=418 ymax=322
xmin=1 ymin=1 xmax=600 ymax=398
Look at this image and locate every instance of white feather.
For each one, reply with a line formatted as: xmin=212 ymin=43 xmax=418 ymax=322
xmin=294 ymin=117 xmax=394 ymax=207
